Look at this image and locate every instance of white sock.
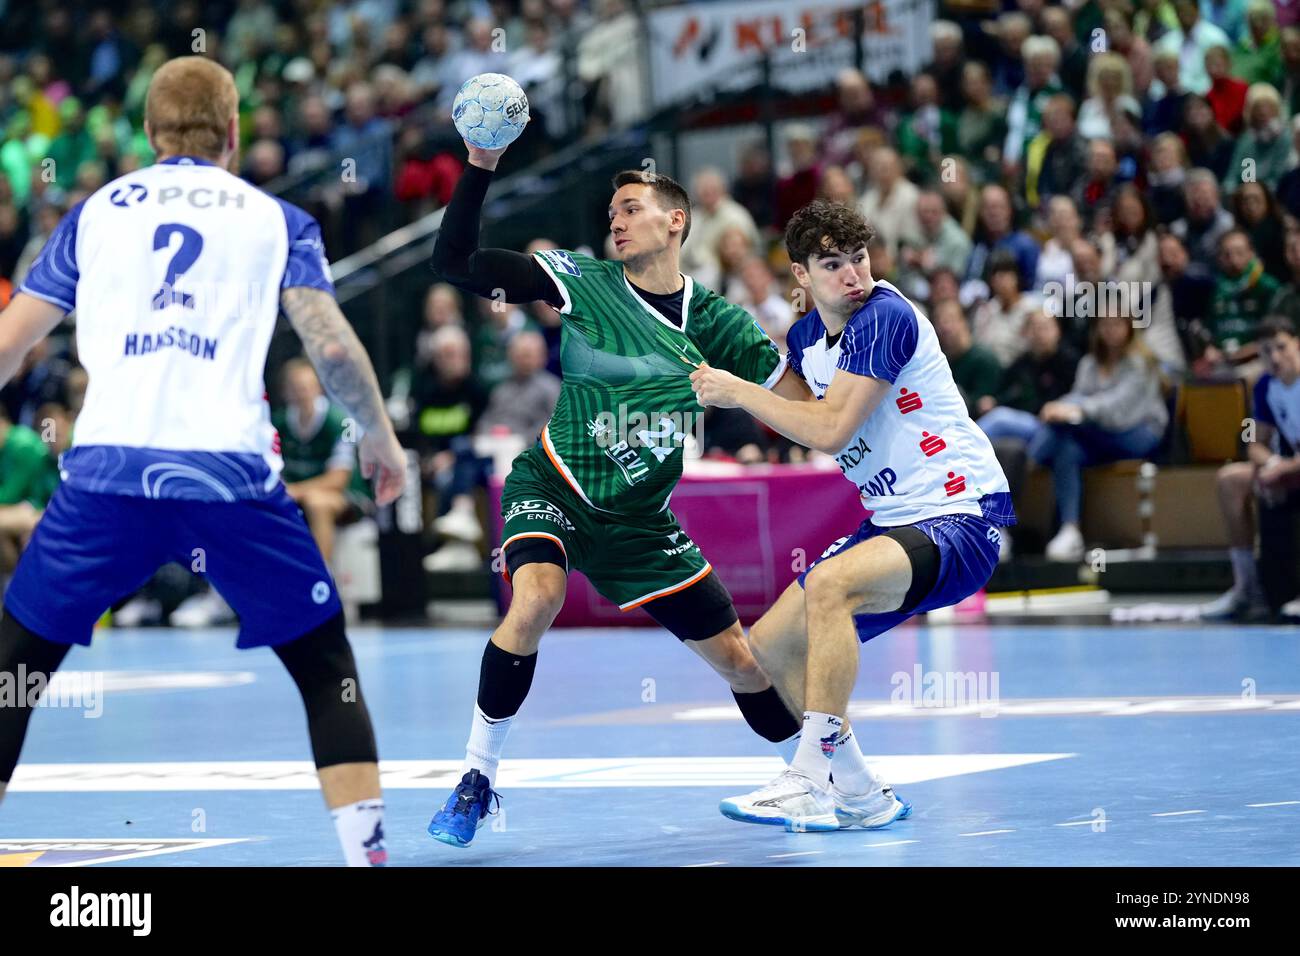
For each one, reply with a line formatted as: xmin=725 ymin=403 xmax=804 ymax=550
xmin=831 ymin=727 xmax=884 ymax=795
xmin=462 ymin=704 xmax=513 ymax=785
xmin=331 ymin=798 xmax=386 ymax=867
xmin=776 ymin=731 xmax=801 ymax=765
xmin=1229 ymin=547 xmax=1258 ymax=594
xmin=790 ymin=712 xmax=842 ymax=788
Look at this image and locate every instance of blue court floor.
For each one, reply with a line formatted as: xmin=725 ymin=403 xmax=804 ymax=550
xmin=2 ymin=621 xmax=1298 ymax=866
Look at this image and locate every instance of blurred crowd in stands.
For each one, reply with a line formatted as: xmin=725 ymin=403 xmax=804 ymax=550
xmin=0 ymin=0 xmax=642 ymax=279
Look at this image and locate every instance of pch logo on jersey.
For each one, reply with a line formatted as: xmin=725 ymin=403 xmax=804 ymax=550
xmin=539 ymin=249 xmax=581 ymax=277
xmin=311 ymin=581 xmax=331 ymax=604
xmin=109 ymin=182 xmax=149 ymax=207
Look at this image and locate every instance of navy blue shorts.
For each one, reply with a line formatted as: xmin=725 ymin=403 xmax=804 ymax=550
xmin=5 ymin=484 xmax=342 ymax=648
xmin=799 ymin=513 xmax=1001 ymax=642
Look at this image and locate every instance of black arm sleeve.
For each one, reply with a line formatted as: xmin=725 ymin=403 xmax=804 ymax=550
xmin=429 ymin=163 xmax=564 ymax=308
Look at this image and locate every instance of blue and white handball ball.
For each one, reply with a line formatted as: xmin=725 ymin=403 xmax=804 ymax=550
xmin=451 ymin=73 xmax=529 ymax=150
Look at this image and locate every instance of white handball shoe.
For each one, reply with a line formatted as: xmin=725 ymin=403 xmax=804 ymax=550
xmin=169 ymin=589 xmax=235 ymax=627
xmin=719 ymin=770 xmax=840 ymax=832
xmin=832 ymin=784 xmax=907 ymax=829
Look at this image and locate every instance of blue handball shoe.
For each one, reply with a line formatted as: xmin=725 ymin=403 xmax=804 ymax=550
xmin=895 ymin=791 xmax=913 ymax=820
xmin=427 ymin=770 xmax=500 ymax=848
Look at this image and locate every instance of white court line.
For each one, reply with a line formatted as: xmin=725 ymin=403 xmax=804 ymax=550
xmin=1151 ymin=810 xmax=1205 ymax=817
xmin=53 ymin=837 xmax=252 ymax=868
xmin=9 ymin=754 xmax=1074 ymax=792
xmin=1247 ymin=800 xmax=1300 ymax=808
xmin=864 ymin=839 xmax=918 ymax=847
xmin=1054 ymin=820 xmax=1099 ymax=827
xmin=684 ymin=861 xmax=728 ymax=867
xmin=960 ymin=829 xmax=1015 ymax=837
xmin=768 ymin=851 xmax=823 ymax=859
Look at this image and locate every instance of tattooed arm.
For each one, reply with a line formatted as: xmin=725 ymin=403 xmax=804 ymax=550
xmin=281 ymin=286 xmax=387 ymax=432
xmin=280 ymin=286 xmax=407 ymax=505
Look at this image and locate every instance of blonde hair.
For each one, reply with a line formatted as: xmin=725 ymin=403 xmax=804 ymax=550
xmin=1021 ymin=34 xmax=1061 ymax=67
xmin=1152 ymin=131 xmax=1188 ymax=167
xmin=1086 ymin=52 xmax=1133 ymax=98
xmin=145 ymin=56 xmax=238 ymax=160
xmin=1247 ymin=0 xmax=1277 ymax=27
xmin=1245 ymin=82 xmax=1283 ymax=123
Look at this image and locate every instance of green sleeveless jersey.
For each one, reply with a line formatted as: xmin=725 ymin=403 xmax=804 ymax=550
xmin=533 ymin=248 xmax=783 ymax=514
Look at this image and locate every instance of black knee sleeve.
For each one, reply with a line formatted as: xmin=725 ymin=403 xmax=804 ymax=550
xmin=732 ymin=686 xmax=801 ymax=743
xmin=641 ymin=571 xmax=739 ymax=642
xmin=883 ymin=526 xmax=941 ymax=613
xmin=0 ymin=609 xmax=72 ymax=782
xmin=504 ymin=537 xmax=567 ymax=579
xmin=477 ymin=639 xmax=537 ymax=720
xmin=273 ymin=612 xmax=378 ymax=769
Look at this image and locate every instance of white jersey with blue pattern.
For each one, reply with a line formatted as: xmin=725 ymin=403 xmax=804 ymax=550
xmin=1254 ymin=372 xmax=1300 ymax=455
xmin=20 ymin=156 xmax=334 ymax=501
xmin=786 ymin=280 xmax=1015 ymax=527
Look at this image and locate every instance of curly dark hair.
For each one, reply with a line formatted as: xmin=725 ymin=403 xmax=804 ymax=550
xmin=784 ymin=199 xmax=876 ymax=266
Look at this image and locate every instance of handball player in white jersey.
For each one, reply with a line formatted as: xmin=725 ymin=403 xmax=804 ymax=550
xmin=0 ymin=57 xmax=406 ymax=866
xmin=691 ymin=200 xmax=1016 ymax=832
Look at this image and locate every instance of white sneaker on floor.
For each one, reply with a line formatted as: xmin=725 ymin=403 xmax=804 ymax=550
xmin=433 ymin=508 xmax=484 ymax=544
xmin=422 ymin=542 xmax=481 ymax=572
xmin=718 ymin=769 xmax=839 ymax=832
xmin=1045 ymin=524 xmax=1084 ymax=562
xmin=1199 ymin=588 xmax=1244 ymax=620
xmin=1199 ymin=587 xmax=1269 ymax=621
xmin=1281 ymin=597 xmax=1300 ymax=618
xmin=169 ymin=589 xmax=235 ymax=627
xmin=114 ymin=596 xmax=162 ymax=627
xmin=833 ymin=784 xmax=907 ymax=829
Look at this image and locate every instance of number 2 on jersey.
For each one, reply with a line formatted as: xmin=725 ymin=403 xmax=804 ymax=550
xmin=152 ymin=223 xmax=203 ymax=310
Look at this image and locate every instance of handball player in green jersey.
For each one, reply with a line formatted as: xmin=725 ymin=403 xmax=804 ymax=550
xmin=424 ymin=133 xmax=850 ymax=847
